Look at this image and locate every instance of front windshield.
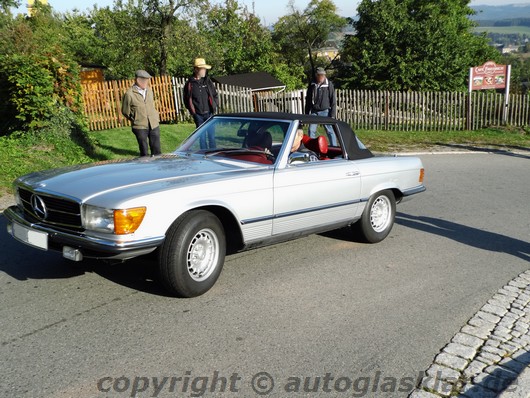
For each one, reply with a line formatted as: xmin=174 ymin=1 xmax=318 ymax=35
xmin=176 ymin=117 xmax=291 ymax=164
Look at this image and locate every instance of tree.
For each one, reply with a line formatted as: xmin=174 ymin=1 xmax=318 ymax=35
xmin=198 ymin=0 xmax=276 ymax=75
xmin=142 ymin=0 xmax=203 ymax=76
xmin=272 ymin=0 xmax=346 ymax=79
xmin=73 ymin=3 xmax=145 ymax=79
xmin=62 ymin=11 xmax=107 ymax=68
xmin=339 ymin=0 xmax=500 ymax=91
xmin=61 ymin=0 xmax=204 ymax=79
xmin=1 ymin=0 xmax=19 ymax=13
xmin=503 ymin=54 xmax=530 ymax=94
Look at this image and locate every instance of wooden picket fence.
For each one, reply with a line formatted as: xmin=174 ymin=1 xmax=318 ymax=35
xmin=81 ymin=77 xmax=530 ymax=131
xmin=81 ymin=75 xmax=177 ymax=131
xmin=81 ymin=76 xmax=253 ymax=131
xmin=255 ymin=89 xmax=530 ymax=131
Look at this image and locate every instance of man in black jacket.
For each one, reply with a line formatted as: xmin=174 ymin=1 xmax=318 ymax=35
xmin=183 ymin=58 xmax=219 ymax=149
xmin=304 ymin=67 xmax=338 ymax=146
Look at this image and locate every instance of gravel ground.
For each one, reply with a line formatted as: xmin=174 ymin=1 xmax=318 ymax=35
xmin=0 ymin=194 xmax=14 ymax=212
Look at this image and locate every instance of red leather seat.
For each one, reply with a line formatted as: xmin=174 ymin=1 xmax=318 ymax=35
xmin=227 ymin=153 xmax=272 ymax=164
xmin=226 ymin=131 xmax=274 ymax=164
xmin=302 ymin=135 xmax=329 ymax=160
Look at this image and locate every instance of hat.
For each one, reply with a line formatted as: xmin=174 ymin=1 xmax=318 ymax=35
xmin=193 ymin=58 xmax=212 ymax=69
xmin=315 ymin=67 xmax=326 ymax=75
xmin=135 ymin=70 xmax=152 ymax=79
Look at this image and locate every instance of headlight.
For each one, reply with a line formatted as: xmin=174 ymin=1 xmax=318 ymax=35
xmin=14 ymin=186 xmax=23 ymax=208
xmin=82 ymin=205 xmax=147 ymax=235
xmin=83 ymin=205 xmax=115 ymax=233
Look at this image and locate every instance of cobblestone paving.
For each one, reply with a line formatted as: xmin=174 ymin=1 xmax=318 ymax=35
xmin=410 ymin=271 xmax=530 ymax=398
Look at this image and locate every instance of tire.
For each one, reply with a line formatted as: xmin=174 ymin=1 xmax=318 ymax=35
xmin=159 ymin=210 xmax=226 ymax=297
xmin=355 ymin=190 xmax=396 ymax=243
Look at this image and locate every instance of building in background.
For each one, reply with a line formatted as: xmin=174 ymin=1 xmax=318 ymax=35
xmin=27 ymin=0 xmax=48 ymax=17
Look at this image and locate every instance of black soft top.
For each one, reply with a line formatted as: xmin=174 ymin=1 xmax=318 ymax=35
xmin=216 ymin=112 xmax=374 ymax=160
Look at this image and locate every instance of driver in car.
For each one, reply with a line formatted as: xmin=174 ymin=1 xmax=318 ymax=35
xmin=289 ymin=128 xmax=319 ymax=164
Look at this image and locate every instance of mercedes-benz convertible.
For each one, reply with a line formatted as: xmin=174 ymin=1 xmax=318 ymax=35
xmin=5 ymin=112 xmax=425 ymax=297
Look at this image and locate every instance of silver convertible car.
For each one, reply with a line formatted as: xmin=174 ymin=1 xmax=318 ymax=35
xmin=5 ymin=112 xmax=425 ymax=297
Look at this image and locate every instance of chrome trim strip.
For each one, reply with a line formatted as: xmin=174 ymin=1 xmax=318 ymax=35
xmin=402 ymin=185 xmax=426 ymax=197
xmin=241 ymin=198 xmax=368 ymax=225
xmin=17 ymin=184 xmax=82 ymax=205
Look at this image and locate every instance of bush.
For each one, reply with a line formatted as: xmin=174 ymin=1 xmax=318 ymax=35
xmin=0 ymin=4 xmax=85 ymax=136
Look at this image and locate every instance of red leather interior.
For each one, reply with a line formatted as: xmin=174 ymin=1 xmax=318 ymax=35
xmin=326 ymin=147 xmax=343 ymax=159
xmin=303 ymin=135 xmax=329 ymax=159
xmin=225 ymin=147 xmax=273 ymax=164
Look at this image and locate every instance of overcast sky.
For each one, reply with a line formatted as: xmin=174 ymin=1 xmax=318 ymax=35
xmin=13 ymin=0 xmax=530 ymax=24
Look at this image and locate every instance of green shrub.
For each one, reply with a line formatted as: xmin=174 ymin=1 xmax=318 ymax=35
xmin=0 ymin=4 xmax=85 ymax=136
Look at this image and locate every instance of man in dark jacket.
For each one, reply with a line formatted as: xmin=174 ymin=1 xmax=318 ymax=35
xmin=304 ymin=67 xmax=338 ymax=146
xmin=183 ymin=58 xmax=219 ymax=149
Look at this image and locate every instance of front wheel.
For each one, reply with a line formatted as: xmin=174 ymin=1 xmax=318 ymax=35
xmin=159 ymin=210 xmax=226 ymax=297
xmin=354 ymin=190 xmax=396 ymax=243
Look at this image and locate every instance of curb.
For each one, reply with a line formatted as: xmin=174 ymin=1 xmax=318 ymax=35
xmin=498 ymin=366 xmax=530 ymax=398
xmin=409 ymin=270 xmax=530 ymax=398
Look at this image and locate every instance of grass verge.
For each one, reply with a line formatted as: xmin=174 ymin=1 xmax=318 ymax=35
xmin=356 ymin=126 xmax=530 ymax=152
xmin=89 ymin=124 xmax=194 ymax=160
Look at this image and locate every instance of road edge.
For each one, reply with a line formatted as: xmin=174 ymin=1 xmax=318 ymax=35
xmin=409 ymin=270 xmax=530 ymax=398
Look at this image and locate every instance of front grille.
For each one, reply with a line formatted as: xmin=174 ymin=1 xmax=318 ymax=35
xmin=19 ymin=188 xmax=84 ymax=231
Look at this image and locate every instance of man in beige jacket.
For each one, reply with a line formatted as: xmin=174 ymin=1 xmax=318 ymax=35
xmin=121 ymin=70 xmax=161 ymax=156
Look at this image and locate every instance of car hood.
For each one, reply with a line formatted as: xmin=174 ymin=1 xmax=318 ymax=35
xmin=16 ymin=154 xmax=267 ymax=202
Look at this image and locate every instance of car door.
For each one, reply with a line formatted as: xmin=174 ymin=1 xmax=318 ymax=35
xmin=272 ymin=158 xmax=362 ymax=236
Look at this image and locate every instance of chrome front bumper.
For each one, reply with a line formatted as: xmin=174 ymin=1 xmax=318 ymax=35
xmin=4 ymin=206 xmax=164 ymax=261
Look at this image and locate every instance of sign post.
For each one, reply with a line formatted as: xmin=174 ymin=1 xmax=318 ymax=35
xmin=468 ymin=61 xmax=510 ymax=128
xmin=504 ymin=65 xmax=511 ymax=124
xmin=467 ymin=68 xmax=473 ymax=131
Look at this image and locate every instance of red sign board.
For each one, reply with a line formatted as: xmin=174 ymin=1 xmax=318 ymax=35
xmin=470 ymin=61 xmax=507 ymax=90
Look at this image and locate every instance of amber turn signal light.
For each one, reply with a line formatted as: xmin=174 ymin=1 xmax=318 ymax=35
xmin=114 ymin=207 xmax=146 ymax=235
xmin=419 ymin=168 xmax=425 ymax=183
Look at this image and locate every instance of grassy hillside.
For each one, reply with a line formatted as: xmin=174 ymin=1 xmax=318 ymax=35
xmin=473 ymin=26 xmax=530 ymax=35
xmin=470 ymin=4 xmax=530 ymax=21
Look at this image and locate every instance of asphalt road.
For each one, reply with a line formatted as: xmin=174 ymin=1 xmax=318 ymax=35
xmin=1 ymin=152 xmax=529 ymax=398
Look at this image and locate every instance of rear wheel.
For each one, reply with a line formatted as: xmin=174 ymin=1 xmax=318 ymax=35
xmin=159 ymin=210 xmax=226 ymax=297
xmin=355 ymin=190 xmax=396 ymax=243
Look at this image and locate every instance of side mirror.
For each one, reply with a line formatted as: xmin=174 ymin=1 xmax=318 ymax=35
xmin=288 ymin=153 xmax=311 ymax=165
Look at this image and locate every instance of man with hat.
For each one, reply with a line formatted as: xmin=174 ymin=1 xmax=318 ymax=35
xmin=304 ymin=67 xmax=338 ymax=146
xmin=121 ymin=70 xmax=161 ymax=157
xmin=183 ymin=58 xmax=219 ymax=149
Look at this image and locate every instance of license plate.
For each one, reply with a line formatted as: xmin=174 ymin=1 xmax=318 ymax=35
xmin=11 ymin=222 xmax=48 ymax=250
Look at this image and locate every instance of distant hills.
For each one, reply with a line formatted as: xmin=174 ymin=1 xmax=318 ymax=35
xmin=470 ymin=3 xmax=530 ymax=22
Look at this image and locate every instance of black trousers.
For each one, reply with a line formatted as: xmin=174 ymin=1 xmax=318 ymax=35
xmin=132 ymin=126 xmax=161 ymax=157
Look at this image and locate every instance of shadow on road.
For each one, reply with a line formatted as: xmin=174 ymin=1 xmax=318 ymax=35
xmin=91 ymin=254 xmax=174 ymax=297
xmin=0 ymin=216 xmax=86 ymax=280
xmin=457 ymin=350 xmax=530 ymax=397
xmin=0 ymin=215 xmax=174 ymax=297
xmin=434 ymin=143 xmax=530 ymax=160
xmin=396 ymin=213 xmax=530 ymax=262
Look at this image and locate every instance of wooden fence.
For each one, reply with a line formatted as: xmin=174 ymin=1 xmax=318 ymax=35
xmin=81 ymin=76 xmax=253 ymax=131
xmin=81 ymin=77 xmax=530 ymax=131
xmin=255 ymin=89 xmax=530 ymax=131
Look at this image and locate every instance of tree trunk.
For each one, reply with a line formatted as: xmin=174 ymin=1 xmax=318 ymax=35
xmin=158 ymin=15 xmax=170 ymax=76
